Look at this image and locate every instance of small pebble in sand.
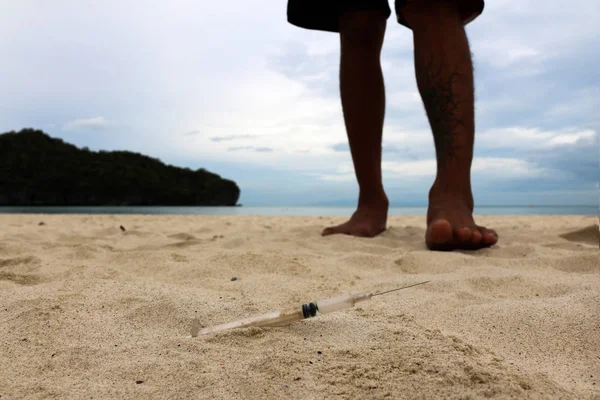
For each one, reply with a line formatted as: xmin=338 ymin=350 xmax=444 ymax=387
xmin=38 ymin=222 xmax=45 ymax=226
xmin=120 ymin=225 xmax=126 ymax=232
xmin=231 ymin=277 xmax=238 ymax=281
xmin=136 ymin=380 xmax=144 ymax=384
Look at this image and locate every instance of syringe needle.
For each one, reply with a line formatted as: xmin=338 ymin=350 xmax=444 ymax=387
xmin=370 ymin=281 xmax=430 ymax=297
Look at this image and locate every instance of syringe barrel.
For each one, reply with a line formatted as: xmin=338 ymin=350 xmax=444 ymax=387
xmin=198 ymin=311 xmax=283 ymax=335
xmin=316 ymin=293 xmax=371 ymax=314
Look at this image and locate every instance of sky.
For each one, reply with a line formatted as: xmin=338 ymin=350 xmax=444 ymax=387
xmin=0 ymin=0 xmax=598 ymax=206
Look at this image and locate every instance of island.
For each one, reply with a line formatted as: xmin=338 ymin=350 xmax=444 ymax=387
xmin=0 ymin=129 xmax=240 ymax=206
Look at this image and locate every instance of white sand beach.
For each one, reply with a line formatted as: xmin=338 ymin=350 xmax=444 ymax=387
xmin=0 ymin=214 xmax=598 ymax=399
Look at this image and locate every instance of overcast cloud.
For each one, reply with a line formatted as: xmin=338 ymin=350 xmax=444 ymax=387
xmin=0 ymin=0 xmax=597 ymax=206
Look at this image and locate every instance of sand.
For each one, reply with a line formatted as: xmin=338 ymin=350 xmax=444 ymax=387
xmin=0 ymin=214 xmax=598 ymax=399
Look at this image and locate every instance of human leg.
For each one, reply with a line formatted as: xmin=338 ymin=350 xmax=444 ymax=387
xmin=287 ymin=1 xmax=392 ymax=237
xmin=321 ymin=10 xmax=390 ymax=237
xmin=400 ymin=0 xmax=498 ymax=250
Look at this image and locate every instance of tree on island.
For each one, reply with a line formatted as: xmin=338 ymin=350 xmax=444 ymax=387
xmin=0 ymin=129 xmax=240 ymax=206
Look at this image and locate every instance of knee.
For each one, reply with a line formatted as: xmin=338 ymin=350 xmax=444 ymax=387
xmin=339 ymin=11 xmax=386 ymax=49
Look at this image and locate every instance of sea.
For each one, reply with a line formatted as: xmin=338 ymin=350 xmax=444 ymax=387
xmin=0 ymin=205 xmax=597 ymax=216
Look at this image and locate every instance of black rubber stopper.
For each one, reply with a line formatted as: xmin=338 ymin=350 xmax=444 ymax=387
xmin=302 ymin=302 xmax=318 ymax=318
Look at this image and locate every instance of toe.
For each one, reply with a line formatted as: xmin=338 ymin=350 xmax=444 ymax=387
xmin=322 ymin=226 xmax=343 ymax=236
xmin=426 ymin=219 xmax=454 ymax=250
xmin=478 ymin=226 xmax=498 ymax=245
xmin=454 ymin=226 xmax=473 ymax=242
xmin=323 ymin=221 xmax=361 ymax=236
xmin=470 ymin=229 xmax=483 ymax=245
xmin=483 ymin=233 xmax=497 ymax=245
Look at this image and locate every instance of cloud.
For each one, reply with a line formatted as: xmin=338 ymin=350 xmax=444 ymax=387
xmin=546 ymin=131 xmax=596 ymax=146
xmin=331 ymin=142 xmax=416 ymax=157
xmin=477 ymin=127 xmax=597 ymax=150
xmin=318 ymin=173 xmax=355 ymax=182
xmin=228 ymin=146 xmax=274 ymax=153
xmin=473 ymin=39 xmax=545 ymax=71
xmin=387 ymin=90 xmax=423 ymax=110
xmin=63 ymin=117 xmax=109 ymax=131
xmin=471 ymin=157 xmax=549 ymax=177
xmin=211 ymin=134 xmax=257 ymax=142
xmin=331 ymin=143 xmax=348 ymax=152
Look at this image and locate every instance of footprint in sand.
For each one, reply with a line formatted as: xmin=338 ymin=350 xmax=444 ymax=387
xmin=0 ymin=256 xmax=42 ymax=283
xmin=168 ymin=233 xmax=197 ymax=241
xmin=394 ymin=251 xmax=462 ymax=274
xmin=0 ymin=271 xmax=42 ymax=285
xmin=163 ymin=233 xmax=205 ymax=249
xmin=0 ymin=256 xmax=41 ymax=269
xmin=164 ymin=239 xmax=204 ymax=249
xmin=559 ymin=225 xmax=599 ymax=247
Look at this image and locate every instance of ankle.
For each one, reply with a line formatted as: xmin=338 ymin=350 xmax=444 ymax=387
xmin=358 ymin=188 xmax=389 ymax=208
xmin=429 ymin=179 xmax=473 ymax=208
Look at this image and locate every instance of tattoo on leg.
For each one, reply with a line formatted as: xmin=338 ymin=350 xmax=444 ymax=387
xmin=418 ymin=57 xmax=467 ymax=162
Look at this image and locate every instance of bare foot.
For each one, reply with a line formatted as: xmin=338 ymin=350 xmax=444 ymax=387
xmin=426 ymin=189 xmax=498 ymax=251
xmin=322 ymin=198 xmax=388 ymax=238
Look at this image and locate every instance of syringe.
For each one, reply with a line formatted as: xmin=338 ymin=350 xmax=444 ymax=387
xmin=192 ymin=281 xmax=429 ymax=337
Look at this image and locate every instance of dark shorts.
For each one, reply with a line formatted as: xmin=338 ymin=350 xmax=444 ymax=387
xmin=287 ymin=0 xmax=485 ymax=32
